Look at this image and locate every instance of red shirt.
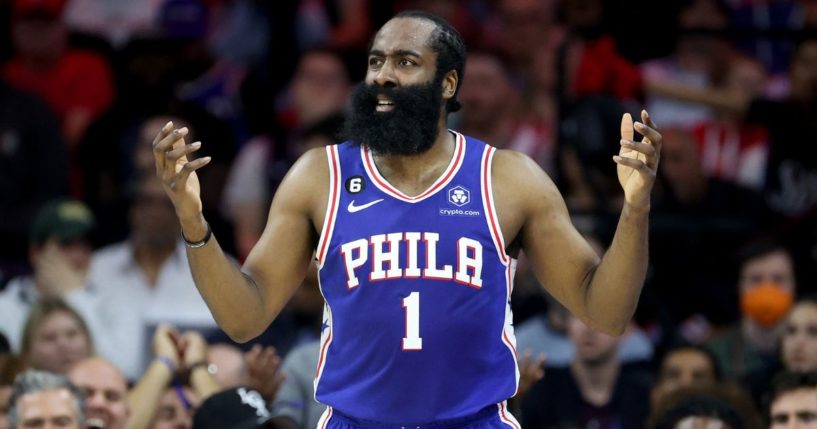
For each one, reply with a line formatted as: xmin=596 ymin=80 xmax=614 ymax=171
xmin=2 ymin=50 xmax=115 ymax=127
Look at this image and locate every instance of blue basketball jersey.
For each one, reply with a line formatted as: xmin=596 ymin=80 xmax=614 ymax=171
xmin=314 ymin=132 xmax=520 ymax=426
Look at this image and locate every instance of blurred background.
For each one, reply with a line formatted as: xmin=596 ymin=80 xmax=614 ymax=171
xmin=1 ymin=0 xmax=817 ymax=427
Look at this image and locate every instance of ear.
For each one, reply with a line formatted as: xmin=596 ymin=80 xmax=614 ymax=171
xmin=441 ymin=70 xmax=458 ymax=102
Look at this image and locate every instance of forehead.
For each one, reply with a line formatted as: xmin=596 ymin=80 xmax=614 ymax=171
xmin=371 ymin=18 xmax=437 ymax=56
xmin=20 ymin=389 xmax=76 ymax=415
xmin=70 ymin=361 xmax=127 ymax=391
xmin=664 ymin=350 xmax=712 ymax=370
xmin=773 ymin=388 xmax=817 ymax=411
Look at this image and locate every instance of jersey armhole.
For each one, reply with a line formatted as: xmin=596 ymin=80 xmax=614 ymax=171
xmin=315 ymin=145 xmax=341 ymax=267
xmin=480 ymin=146 xmax=511 ymax=267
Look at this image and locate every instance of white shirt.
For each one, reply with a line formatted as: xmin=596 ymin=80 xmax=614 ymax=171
xmin=0 ymin=276 xmax=115 ymax=361
xmin=86 ymin=240 xmax=218 ymax=379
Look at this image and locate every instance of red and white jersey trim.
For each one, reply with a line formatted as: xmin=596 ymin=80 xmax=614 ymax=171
xmin=316 ymin=406 xmax=333 ymax=429
xmin=361 ymin=132 xmax=465 ymax=203
xmin=481 ymin=145 xmax=520 ymax=393
xmin=316 ymin=145 xmax=342 ymax=267
xmin=497 ymin=401 xmax=521 ymax=429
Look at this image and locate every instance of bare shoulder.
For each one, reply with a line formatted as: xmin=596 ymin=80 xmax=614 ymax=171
xmin=491 ymin=148 xmax=563 ymax=214
xmin=270 ymin=146 xmax=331 ymax=224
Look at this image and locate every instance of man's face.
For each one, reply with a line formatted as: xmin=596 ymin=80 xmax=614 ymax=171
xmin=566 ymin=316 xmax=619 ymax=366
xmin=782 ymin=303 xmax=817 ymax=372
xmin=68 ymin=359 xmax=129 ymax=429
xmin=770 ymin=388 xmax=817 ymax=429
xmin=790 ymin=41 xmax=817 ymax=101
xmin=149 ymin=388 xmax=198 ymax=429
xmin=739 ymin=250 xmax=795 ymax=295
xmin=458 ymin=54 xmax=514 ymax=126
xmin=345 ymin=17 xmax=449 ymax=156
xmin=130 ymin=178 xmax=179 ymax=249
xmin=15 ymin=388 xmax=80 ymax=429
xmin=658 ymin=349 xmax=716 ymax=389
xmin=292 ymin=52 xmax=350 ymax=125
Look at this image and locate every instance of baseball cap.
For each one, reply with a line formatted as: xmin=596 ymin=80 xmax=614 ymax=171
xmin=30 ymin=199 xmax=94 ymax=245
xmin=192 ymin=387 xmax=273 ymax=429
xmin=12 ymin=0 xmax=65 ymax=19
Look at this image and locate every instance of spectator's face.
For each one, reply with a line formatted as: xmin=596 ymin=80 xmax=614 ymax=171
xmin=149 ymin=388 xmax=198 ymax=429
xmin=130 ymin=178 xmax=179 ymax=250
xmin=499 ymin=0 xmax=552 ymax=65
xmin=68 ymin=359 xmax=129 ymax=429
xmin=11 ymin=17 xmax=66 ymax=62
xmin=28 ymin=311 xmax=91 ymax=374
xmin=739 ymin=250 xmax=795 ymax=296
xmin=15 ymin=388 xmax=80 ymax=429
xmin=790 ymin=41 xmax=817 ymax=101
xmin=782 ymin=302 xmax=817 ymax=372
xmin=659 ymin=129 xmax=706 ymax=202
xmin=770 ymin=388 xmax=817 ymax=429
xmin=292 ymin=53 xmax=350 ymax=125
xmin=458 ymin=54 xmax=514 ymax=126
xmin=658 ymin=349 xmax=717 ymax=389
xmin=566 ymin=316 xmax=619 ymax=365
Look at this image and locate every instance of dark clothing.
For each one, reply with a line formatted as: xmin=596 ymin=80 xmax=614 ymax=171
xmin=521 ymin=364 xmax=653 ymax=429
xmin=0 ymin=82 xmax=68 ymax=281
xmin=746 ymin=98 xmax=817 ymax=217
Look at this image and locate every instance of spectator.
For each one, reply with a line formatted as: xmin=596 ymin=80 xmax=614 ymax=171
xmin=707 ymin=242 xmax=795 ymax=380
xmin=2 ymin=0 xmax=115 ymax=194
xmin=85 ymin=174 xmax=218 ymax=379
xmin=20 ymin=297 xmax=94 ymax=375
xmin=650 ymin=345 xmax=721 ymax=408
xmin=0 ymin=80 xmax=68 ymax=283
xmin=67 ymin=357 xmax=130 ymax=429
xmin=62 ymin=0 xmax=164 ymax=49
xmin=192 ymin=387 xmax=275 ymax=429
xmin=0 ymin=355 xmax=26 ymax=429
xmin=781 ymin=296 xmax=817 ymax=373
xmin=766 ymin=371 xmax=817 ymax=429
xmin=269 ymin=340 xmax=325 ymax=429
xmin=521 ymin=314 xmax=652 ymax=429
xmin=648 ymin=385 xmax=761 ymax=429
xmin=6 ymin=370 xmax=85 ymax=429
xmin=0 ymin=198 xmax=103 ymax=354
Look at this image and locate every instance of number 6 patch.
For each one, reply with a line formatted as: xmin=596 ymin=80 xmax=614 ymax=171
xmin=345 ymin=176 xmax=366 ymax=194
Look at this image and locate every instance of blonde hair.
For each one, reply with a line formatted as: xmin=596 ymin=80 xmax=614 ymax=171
xmin=20 ymin=297 xmax=95 ymax=361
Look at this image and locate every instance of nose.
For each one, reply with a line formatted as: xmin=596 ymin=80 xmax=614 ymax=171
xmin=372 ymin=60 xmax=397 ymax=88
xmin=86 ymin=391 xmax=105 ymax=408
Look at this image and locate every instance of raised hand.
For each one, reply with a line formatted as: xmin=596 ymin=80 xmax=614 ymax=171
xmin=152 ymin=122 xmax=210 ymax=221
xmin=34 ymin=239 xmax=86 ymax=296
xmin=153 ymin=324 xmax=183 ymax=372
xmin=245 ymin=344 xmax=286 ymax=402
xmin=614 ymin=110 xmax=662 ymax=210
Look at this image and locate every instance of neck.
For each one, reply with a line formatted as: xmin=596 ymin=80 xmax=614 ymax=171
xmin=570 ymin=356 xmax=620 ymax=406
xmin=742 ymin=317 xmax=785 ymax=353
xmin=371 ymin=121 xmax=455 ymax=195
xmin=132 ymin=241 xmax=176 ymax=287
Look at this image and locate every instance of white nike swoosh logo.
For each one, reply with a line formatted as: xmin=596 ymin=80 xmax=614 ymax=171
xmin=347 ymin=199 xmax=384 ymax=213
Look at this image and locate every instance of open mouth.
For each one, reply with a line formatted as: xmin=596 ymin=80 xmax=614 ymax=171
xmin=376 ymin=97 xmax=394 ymax=112
xmin=87 ymin=418 xmax=106 ymax=429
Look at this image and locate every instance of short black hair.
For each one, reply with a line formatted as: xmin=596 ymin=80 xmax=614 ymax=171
xmin=393 ymin=10 xmax=466 ymax=113
xmin=659 ymin=344 xmax=723 ymax=382
xmin=736 ymin=239 xmax=791 ymax=271
xmin=652 ymin=392 xmax=746 ymax=429
xmin=766 ymin=371 xmax=817 ymax=414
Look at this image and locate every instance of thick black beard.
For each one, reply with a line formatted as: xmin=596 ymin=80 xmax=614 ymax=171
xmin=344 ymin=78 xmax=443 ymax=156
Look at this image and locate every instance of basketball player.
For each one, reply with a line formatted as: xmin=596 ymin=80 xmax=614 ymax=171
xmin=152 ymin=11 xmax=661 ymax=428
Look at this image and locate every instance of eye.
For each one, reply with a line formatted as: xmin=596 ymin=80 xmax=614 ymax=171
xmin=368 ymin=57 xmax=383 ymax=67
xmin=399 ymin=58 xmax=416 ymax=66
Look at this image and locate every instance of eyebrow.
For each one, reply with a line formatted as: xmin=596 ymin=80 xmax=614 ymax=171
xmin=369 ymin=49 xmax=423 ymax=58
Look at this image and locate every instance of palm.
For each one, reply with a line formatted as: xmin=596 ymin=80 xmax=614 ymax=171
xmin=615 ymin=112 xmax=660 ymax=208
xmin=617 ymin=115 xmax=646 ymax=194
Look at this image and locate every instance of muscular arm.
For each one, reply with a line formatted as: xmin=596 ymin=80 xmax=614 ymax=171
xmin=174 ymin=148 xmax=327 ymax=342
xmin=496 ymin=114 xmax=658 ymax=335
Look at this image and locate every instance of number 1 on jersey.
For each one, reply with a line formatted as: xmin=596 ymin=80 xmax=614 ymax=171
xmin=402 ymin=292 xmax=422 ymax=350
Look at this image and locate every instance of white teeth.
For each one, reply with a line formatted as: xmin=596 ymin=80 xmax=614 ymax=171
xmin=87 ymin=418 xmax=106 ymax=429
xmin=377 ymin=101 xmax=393 ymax=105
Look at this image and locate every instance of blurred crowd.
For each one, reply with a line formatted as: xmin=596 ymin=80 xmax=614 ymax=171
xmin=1 ymin=0 xmax=817 ymax=427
